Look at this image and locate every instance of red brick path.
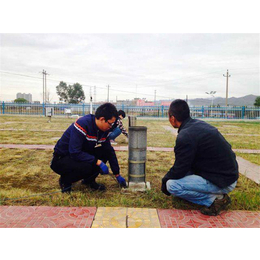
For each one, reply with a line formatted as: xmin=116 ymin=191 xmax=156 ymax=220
xmin=0 ymin=206 xmax=259 ymax=228
xmin=157 ymin=209 xmax=260 ymax=228
xmin=0 ymin=206 xmax=96 ymax=228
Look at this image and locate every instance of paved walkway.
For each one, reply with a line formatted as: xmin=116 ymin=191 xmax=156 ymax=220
xmin=0 ymin=128 xmax=64 ymax=132
xmin=0 ymin=206 xmax=259 ymax=228
xmin=236 ymin=157 xmax=260 ymax=184
xmin=1 ymin=143 xmax=260 ymax=153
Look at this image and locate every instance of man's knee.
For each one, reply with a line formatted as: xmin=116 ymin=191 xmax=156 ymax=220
xmin=166 ymin=180 xmax=184 ymax=196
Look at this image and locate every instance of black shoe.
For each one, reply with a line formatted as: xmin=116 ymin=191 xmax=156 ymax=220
xmin=81 ymin=179 xmax=90 ymax=185
xmin=200 ymin=194 xmax=231 ymax=216
xmin=89 ymin=181 xmax=106 ymax=191
xmin=81 ymin=179 xmax=106 ymax=191
xmin=59 ymin=177 xmax=72 ymax=193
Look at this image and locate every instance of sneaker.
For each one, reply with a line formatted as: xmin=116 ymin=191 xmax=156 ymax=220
xmin=200 ymin=194 xmax=231 ymax=216
xmin=59 ymin=177 xmax=72 ymax=193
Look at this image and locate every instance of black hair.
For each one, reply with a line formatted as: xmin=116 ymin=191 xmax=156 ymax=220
xmin=118 ymin=110 xmax=126 ymax=118
xmin=95 ymin=103 xmax=118 ymax=120
xmin=168 ymin=99 xmax=190 ymax=122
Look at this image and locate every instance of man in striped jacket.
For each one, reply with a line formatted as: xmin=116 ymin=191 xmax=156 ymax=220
xmin=50 ymin=103 xmax=126 ymax=193
xmin=109 ymin=110 xmax=128 ymax=145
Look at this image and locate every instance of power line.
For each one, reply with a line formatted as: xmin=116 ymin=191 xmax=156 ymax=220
xmin=1 ymin=68 xmax=258 ymax=101
xmin=0 ymin=70 xmax=172 ymax=99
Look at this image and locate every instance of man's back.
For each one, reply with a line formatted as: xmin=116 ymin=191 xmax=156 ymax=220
xmin=162 ymin=99 xmax=238 ymax=216
xmin=169 ymin=118 xmax=239 ymax=188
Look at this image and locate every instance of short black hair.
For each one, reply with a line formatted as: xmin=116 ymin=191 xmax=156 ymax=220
xmin=168 ymin=99 xmax=190 ymax=122
xmin=118 ymin=110 xmax=126 ymax=118
xmin=95 ymin=103 xmax=118 ymax=120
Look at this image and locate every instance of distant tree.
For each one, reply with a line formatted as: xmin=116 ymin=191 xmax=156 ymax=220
xmin=68 ymin=83 xmax=85 ymax=104
xmin=56 ymin=81 xmax=69 ymax=103
xmin=14 ymin=98 xmax=28 ymax=103
xmin=56 ymin=81 xmax=85 ymax=104
xmin=254 ymin=96 xmax=260 ymax=106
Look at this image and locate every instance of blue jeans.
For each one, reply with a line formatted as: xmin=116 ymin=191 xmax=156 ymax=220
xmin=166 ymin=174 xmax=237 ymax=207
xmin=109 ymin=127 xmax=122 ymax=140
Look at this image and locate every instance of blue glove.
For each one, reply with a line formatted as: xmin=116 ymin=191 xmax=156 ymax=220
xmin=99 ymin=161 xmax=109 ymax=175
xmin=116 ymin=175 xmax=127 ymax=187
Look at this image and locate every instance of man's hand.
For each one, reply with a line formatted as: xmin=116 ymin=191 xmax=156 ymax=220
xmin=116 ymin=175 xmax=127 ymax=187
xmin=161 ymin=177 xmax=171 ymax=196
xmin=98 ymin=161 xmax=109 ymax=175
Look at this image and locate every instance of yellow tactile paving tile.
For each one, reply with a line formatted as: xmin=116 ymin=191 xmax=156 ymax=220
xmin=91 ymin=207 xmax=161 ymax=228
xmin=127 ymin=208 xmax=161 ymax=228
xmin=91 ymin=207 xmax=127 ymax=228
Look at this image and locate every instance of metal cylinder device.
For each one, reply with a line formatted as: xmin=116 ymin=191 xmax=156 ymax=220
xmin=128 ymin=126 xmax=147 ymax=183
xmin=128 ymin=115 xmax=137 ymax=127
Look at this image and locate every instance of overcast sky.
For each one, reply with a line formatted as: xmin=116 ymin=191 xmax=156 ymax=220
xmin=0 ymin=33 xmax=259 ymax=103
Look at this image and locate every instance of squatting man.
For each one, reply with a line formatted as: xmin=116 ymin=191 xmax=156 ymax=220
xmin=50 ymin=103 xmax=126 ymax=193
xmin=161 ymin=99 xmax=239 ymax=216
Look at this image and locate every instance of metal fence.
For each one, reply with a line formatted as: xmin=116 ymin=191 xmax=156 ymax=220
xmin=1 ymin=102 xmax=260 ymax=119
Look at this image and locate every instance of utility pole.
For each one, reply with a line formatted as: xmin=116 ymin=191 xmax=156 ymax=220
xmin=154 ymin=90 xmax=156 ymax=104
xmin=42 ymin=70 xmax=45 ymax=104
xmin=44 ymin=70 xmax=49 ymax=104
xmin=94 ymin=86 xmax=96 ymax=103
xmin=89 ymin=86 xmax=92 ymax=102
xmin=107 ymin=85 xmax=110 ymax=102
xmin=223 ymin=69 xmax=231 ymax=117
xmin=90 ymin=96 xmax=93 ymax=114
xmin=41 ymin=70 xmax=49 ymax=104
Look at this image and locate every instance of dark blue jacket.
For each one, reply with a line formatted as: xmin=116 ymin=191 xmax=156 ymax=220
xmin=162 ymin=117 xmax=239 ymax=191
xmin=54 ymin=114 xmax=120 ymax=175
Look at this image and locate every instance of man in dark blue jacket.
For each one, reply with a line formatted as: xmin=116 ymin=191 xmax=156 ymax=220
xmin=161 ymin=99 xmax=239 ymax=216
xmin=51 ymin=103 xmax=126 ymax=193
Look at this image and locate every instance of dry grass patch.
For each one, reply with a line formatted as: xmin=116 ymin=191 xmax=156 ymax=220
xmin=0 ymin=148 xmax=259 ymax=210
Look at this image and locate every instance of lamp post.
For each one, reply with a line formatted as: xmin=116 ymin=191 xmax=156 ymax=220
xmin=205 ymin=91 xmax=216 ymax=117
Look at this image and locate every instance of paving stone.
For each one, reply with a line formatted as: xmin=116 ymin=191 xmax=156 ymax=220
xmin=237 ymin=156 xmax=260 ymax=184
xmin=92 ymin=207 xmax=161 ymax=228
xmin=1 ymin=143 xmax=260 ymax=155
xmin=0 ymin=144 xmax=54 ymax=150
xmin=157 ymin=209 xmax=260 ymax=228
xmin=1 ymin=206 xmax=259 ymax=228
xmin=234 ymin=149 xmax=260 ymax=154
xmin=220 ymin=211 xmax=260 ymax=228
xmin=0 ymin=206 xmax=96 ymax=228
xmin=127 ymin=208 xmax=161 ymax=228
xmin=0 ymin=129 xmax=64 ymax=132
xmin=163 ymin=126 xmax=178 ymax=136
xmin=91 ymin=207 xmax=127 ymax=228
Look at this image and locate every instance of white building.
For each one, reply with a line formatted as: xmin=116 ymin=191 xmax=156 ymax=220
xmin=16 ymin=93 xmax=32 ymax=103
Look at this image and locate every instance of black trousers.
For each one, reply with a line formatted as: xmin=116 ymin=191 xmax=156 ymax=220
xmin=50 ymin=155 xmax=107 ymax=184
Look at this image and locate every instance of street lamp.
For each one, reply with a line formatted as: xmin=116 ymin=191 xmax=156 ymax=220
xmin=205 ymin=91 xmax=216 ymax=117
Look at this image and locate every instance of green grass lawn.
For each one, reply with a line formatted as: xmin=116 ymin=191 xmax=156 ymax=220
xmin=0 ymin=115 xmax=259 ymax=210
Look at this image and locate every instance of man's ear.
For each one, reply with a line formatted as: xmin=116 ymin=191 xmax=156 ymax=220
xmin=169 ymin=115 xmax=175 ymax=121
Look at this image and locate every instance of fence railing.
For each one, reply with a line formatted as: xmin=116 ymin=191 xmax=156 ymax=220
xmin=1 ymin=102 xmax=260 ymax=119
